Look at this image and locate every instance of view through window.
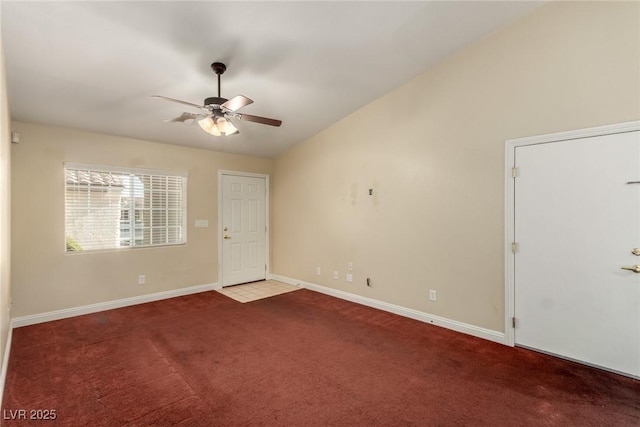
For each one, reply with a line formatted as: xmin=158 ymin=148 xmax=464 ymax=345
xmin=64 ymin=164 xmax=187 ymax=252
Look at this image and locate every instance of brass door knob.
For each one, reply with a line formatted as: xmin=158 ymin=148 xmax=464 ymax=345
xmin=224 ymin=235 xmax=231 ymax=240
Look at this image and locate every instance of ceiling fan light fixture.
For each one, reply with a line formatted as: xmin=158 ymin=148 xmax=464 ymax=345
xmin=198 ymin=114 xmax=239 ymax=136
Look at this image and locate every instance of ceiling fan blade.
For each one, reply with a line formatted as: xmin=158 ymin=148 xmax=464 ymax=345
xmin=152 ymin=95 xmax=204 ymax=110
xmin=236 ymin=113 xmax=282 ymax=127
xmin=163 ymin=112 xmax=201 ymax=123
xmin=221 ymin=95 xmax=253 ymax=112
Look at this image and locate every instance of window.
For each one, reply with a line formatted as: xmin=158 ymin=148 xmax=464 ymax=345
xmin=65 ymin=163 xmax=187 ymax=252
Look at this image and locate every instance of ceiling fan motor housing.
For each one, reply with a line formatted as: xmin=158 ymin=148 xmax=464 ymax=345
xmin=204 ymin=97 xmax=228 ymax=107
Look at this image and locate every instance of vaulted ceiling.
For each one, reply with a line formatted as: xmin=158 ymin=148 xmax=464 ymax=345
xmin=1 ymin=1 xmax=542 ymax=157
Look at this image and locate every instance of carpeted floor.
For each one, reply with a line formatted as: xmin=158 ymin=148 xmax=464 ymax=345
xmin=2 ymin=289 xmax=639 ymax=426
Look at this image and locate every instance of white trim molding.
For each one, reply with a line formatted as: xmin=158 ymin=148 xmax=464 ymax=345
xmin=11 ymin=282 xmax=220 ymax=328
xmin=0 ymin=326 xmax=13 ymax=408
xmin=504 ymin=120 xmax=640 ymax=347
xmin=271 ymin=274 xmax=506 ymax=345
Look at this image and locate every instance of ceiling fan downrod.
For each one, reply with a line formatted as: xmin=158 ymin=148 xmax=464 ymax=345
xmin=211 ymin=62 xmax=226 ymax=98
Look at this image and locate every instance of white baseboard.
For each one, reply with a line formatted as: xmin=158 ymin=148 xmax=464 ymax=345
xmin=11 ymin=282 xmax=220 ymax=328
xmin=271 ymin=274 xmax=506 ymax=345
xmin=0 ymin=326 xmax=13 ymax=408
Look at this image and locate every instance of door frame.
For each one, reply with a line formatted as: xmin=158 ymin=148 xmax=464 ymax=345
xmin=504 ymin=120 xmax=640 ymax=347
xmin=218 ymin=170 xmax=270 ymax=287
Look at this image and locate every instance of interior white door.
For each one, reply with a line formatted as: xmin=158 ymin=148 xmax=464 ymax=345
xmin=514 ymin=130 xmax=640 ymax=378
xmin=221 ymin=174 xmax=266 ymax=286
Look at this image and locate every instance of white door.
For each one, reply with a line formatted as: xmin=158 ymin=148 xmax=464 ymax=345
xmin=514 ymin=130 xmax=640 ymax=378
xmin=221 ymin=174 xmax=267 ymax=286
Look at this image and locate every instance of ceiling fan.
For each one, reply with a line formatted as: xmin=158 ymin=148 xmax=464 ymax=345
xmin=152 ymin=62 xmax=282 ymax=136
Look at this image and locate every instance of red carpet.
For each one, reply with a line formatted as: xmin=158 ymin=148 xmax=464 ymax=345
xmin=2 ymin=289 xmax=639 ymax=426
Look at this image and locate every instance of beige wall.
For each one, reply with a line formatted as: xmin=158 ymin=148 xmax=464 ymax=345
xmin=272 ymin=1 xmax=640 ymax=332
xmin=10 ymin=122 xmax=272 ymax=317
xmin=0 ymin=36 xmax=12 ymax=379
xmin=6 ymin=1 xmax=640 ymax=332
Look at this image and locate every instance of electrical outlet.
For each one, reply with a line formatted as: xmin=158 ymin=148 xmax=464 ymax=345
xmin=316 ymin=267 xmax=321 ymax=276
xmin=429 ymin=290 xmax=437 ymax=301
xmin=333 ymin=271 xmax=339 ymax=280
xmin=138 ymin=275 xmax=146 ymax=285
xmin=347 ymin=262 xmax=353 ymax=271
xmin=346 ymin=273 xmax=353 ymax=283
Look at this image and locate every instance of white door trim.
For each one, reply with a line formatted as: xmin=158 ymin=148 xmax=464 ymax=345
xmin=504 ymin=120 xmax=640 ymax=347
xmin=218 ymin=170 xmax=270 ymax=287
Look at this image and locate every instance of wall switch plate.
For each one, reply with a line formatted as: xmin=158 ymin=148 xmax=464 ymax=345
xmin=347 ymin=262 xmax=353 ymax=271
xmin=346 ymin=273 xmax=353 ymax=283
xmin=195 ymin=219 xmax=209 ymax=228
xmin=333 ymin=271 xmax=339 ymax=280
xmin=316 ymin=267 xmax=321 ymax=276
xmin=138 ymin=275 xmax=146 ymax=285
xmin=429 ymin=290 xmax=437 ymax=301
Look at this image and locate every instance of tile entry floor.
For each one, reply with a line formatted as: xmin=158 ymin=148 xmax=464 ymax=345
xmin=216 ymin=280 xmax=300 ymax=303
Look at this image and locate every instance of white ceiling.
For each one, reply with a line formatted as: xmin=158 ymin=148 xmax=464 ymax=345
xmin=1 ymin=1 xmax=542 ymax=158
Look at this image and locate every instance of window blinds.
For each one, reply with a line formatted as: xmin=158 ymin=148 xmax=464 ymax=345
xmin=64 ymin=164 xmax=187 ymax=252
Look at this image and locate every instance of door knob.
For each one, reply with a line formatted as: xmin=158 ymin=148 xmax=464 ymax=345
xmin=224 ymin=235 xmax=231 ymax=240
xmin=224 ymin=227 xmax=228 ymax=231
xmin=621 ymin=265 xmax=640 ymax=273
xmin=632 ymin=248 xmax=640 ymax=256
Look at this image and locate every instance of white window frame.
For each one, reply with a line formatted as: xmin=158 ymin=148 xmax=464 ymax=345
xmin=64 ymin=162 xmax=188 ymax=253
